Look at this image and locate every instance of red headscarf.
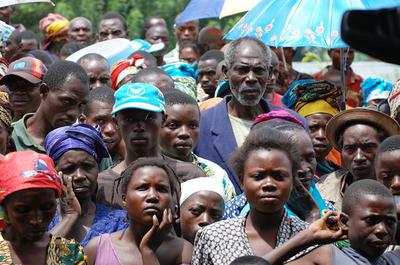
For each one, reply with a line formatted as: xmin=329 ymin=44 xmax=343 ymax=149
xmin=0 ymin=151 xmax=62 ymax=203
xmin=111 ymin=54 xmax=145 ymax=90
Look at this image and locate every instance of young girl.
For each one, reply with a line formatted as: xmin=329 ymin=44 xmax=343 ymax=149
xmin=85 ymin=158 xmax=192 ymax=265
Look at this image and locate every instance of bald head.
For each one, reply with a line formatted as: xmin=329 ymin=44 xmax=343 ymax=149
xmin=68 ymin=17 xmax=93 ymax=45
xmin=198 ymin=26 xmax=226 ymax=52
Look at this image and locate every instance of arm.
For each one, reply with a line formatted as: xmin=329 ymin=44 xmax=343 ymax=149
xmin=50 ymin=173 xmax=81 ymax=237
xmin=263 ymin=211 xmax=345 ymax=264
xmin=84 ymin=236 xmax=100 ymax=265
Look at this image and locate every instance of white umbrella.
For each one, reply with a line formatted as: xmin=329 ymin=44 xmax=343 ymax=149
xmin=0 ymin=0 xmax=54 ymax=8
xmin=219 ymin=0 xmax=260 ymax=18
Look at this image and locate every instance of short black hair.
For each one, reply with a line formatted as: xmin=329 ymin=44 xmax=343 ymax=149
xmin=179 ymin=42 xmax=201 ymax=56
xmin=230 ymin=256 xmax=271 ymax=265
xmin=83 ymin=86 xmax=115 ymax=116
xmin=77 ymin=53 xmax=108 ymax=66
xmin=20 ymin=30 xmax=39 ymax=43
xmin=43 ymin=61 xmax=89 ymax=91
xmin=60 ymin=41 xmax=85 ymax=58
xmin=377 ymin=135 xmax=400 ymax=154
xmin=163 ymin=88 xmax=198 ymax=107
xmin=199 ymin=49 xmax=224 ymax=63
xmin=130 ymin=51 xmax=157 ymax=67
xmin=337 ymin=122 xmax=387 ymax=150
xmin=28 ymin=50 xmax=54 ymax=67
xmin=230 ymin=126 xmax=300 ymax=182
xmin=98 ymin=12 xmax=128 ymax=31
xmin=131 ymin=67 xmax=174 ymax=89
xmin=342 ymin=179 xmax=394 ymax=215
xmin=121 ymin=157 xmax=181 ymax=200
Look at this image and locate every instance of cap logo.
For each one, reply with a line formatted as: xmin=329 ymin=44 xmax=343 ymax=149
xmin=13 ymin=62 xmax=26 ymax=70
xmin=127 ymin=84 xmax=146 ymax=99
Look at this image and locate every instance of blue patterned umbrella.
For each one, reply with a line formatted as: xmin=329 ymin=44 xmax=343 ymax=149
xmin=225 ymin=0 xmax=400 ymax=48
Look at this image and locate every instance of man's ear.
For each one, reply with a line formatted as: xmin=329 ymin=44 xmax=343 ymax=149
xmin=339 ymin=212 xmax=349 ymax=235
xmin=161 ymin=113 xmax=167 ymax=127
xmin=40 ymin=83 xmax=50 ymax=98
xmin=78 ymin=114 xmax=87 ymax=124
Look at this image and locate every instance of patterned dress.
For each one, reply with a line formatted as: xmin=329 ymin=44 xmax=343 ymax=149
xmin=0 ymin=234 xmax=87 ymax=264
xmin=192 ymin=211 xmax=315 ymax=265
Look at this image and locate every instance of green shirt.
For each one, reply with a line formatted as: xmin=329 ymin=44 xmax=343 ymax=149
xmin=11 ymin=113 xmax=112 ymax=172
xmin=11 ymin=113 xmax=45 ymax=153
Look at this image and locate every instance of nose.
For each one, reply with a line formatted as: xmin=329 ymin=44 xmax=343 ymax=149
xmin=183 ymin=29 xmax=191 ymax=37
xmin=72 ymin=168 xmax=86 ymax=184
xmin=375 ymin=222 xmax=389 ymax=239
xmin=132 ymin=121 xmax=145 ymax=132
xmin=103 ymin=122 xmax=117 ymax=136
xmin=66 ymin=105 xmax=81 ymax=123
xmin=146 ymin=187 xmax=159 ymax=203
xmin=245 ymin=70 xmax=258 ymax=84
xmin=261 ymin=176 xmax=278 ymax=192
xmin=29 ymin=209 xmax=44 ymax=226
xmin=200 ymin=74 xmax=210 ymax=83
xmin=198 ymin=213 xmax=212 ymax=227
xmin=315 ymin=128 xmax=326 ymax=141
xmin=391 ymin=175 xmax=400 ymax=193
xmin=177 ymin=126 xmax=190 ymax=139
xmin=353 ymin=148 xmax=367 ymax=163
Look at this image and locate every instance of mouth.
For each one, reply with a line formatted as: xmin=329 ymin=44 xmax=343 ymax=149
xmin=259 ymin=194 xmax=280 ymax=201
xmin=130 ymin=137 xmax=148 ymax=144
xmin=352 ymin=165 xmax=369 ymax=171
xmin=369 ymin=240 xmax=389 ymax=249
xmin=174 ymin=142 xmax=192 ymax=151
xmin=143 ymin=206 xmax=161 ymax=216
xmin=240 ymin=89 xmax=260 ymax=96
xmin=313 ymin=143 xmax=328 ymax=149
xmin=73 ymin=186 xmax=90 ymax=193
xmin=103 ymin=138 xmax=116 ymax=144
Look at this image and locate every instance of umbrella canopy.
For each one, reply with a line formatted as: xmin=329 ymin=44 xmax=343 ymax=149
xmin=176 ymin=0 xmax=260 ymax=25
xmin=0 ymin=0 xmax=54 ymax=8
xmin=225 ymin=0 xmax=400 ymax=48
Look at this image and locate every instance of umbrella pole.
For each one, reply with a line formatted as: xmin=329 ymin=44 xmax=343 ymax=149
xmin=340 ymin=48 xmax=347 ymax=111
xmin=280 ymin=47 xmax=288 ymax=71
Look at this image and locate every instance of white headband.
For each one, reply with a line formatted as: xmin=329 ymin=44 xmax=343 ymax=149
xmin=180 ymin=177 xmax=226 ymax=206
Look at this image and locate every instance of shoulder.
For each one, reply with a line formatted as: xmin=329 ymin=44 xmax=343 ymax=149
xmin=197 ymin=217 xmax=245 ymax=239
xmin=165 ymin=237 xmax=193 ymax=264
xmin=317 ymin=169 xmax=347 ymax=184
xmin=85 ymin=236 xmax=101 ymax=265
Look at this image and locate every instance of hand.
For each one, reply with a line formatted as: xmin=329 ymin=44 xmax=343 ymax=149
xmin=307 ymin=210 xmax=347 ymax=244
xmin=287 ymin=177 xmax=320 ymax=222
xmin=140 ymin=209 xmax=172 ymax=251
xmin=60 ymin=172 xmax=81 ymax=217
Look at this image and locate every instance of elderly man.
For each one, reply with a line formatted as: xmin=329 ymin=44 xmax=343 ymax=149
xmin=317 ymin=108 xmax=400 ymax=210
xmin=68 ymin=17 xmax=93 ymax=46
xmin=194 ymin=37 xmax=304 ymax=193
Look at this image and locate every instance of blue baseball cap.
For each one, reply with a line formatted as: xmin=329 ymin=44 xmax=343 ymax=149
xmin=112 ymin=82 xmax=165 ymax=115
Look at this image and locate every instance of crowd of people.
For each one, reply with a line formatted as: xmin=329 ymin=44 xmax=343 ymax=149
xmin=0 ymin=3 xmax=399 ymax=265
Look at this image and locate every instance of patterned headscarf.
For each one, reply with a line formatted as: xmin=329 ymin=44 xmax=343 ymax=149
xmin=0 ymin=92 xmax=13 ymax=128
xmin=0 ymin=151 xmax=62 ymax=204
xmin=39 ymin=13 xmax=69 ymax=49
xmin=111 ymin=54 xmax=146 ymax=90
xmin=389 ymin=79 xmax=400 ymax=119
xmin=282 ymin=79 xmax=340 ymax=117
xmin=361 ymin=77 xmax=393 ymax=107
xmin=44 ymin=124 xmax=109 ymax=163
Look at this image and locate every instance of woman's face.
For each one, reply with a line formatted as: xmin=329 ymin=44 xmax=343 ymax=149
xmin=180 ymin=191 xmax=224 ymax=244
xmin=306 ymin=113 xmax=333 ymax=162
xmin=243 ymin=148 xmax=293 ymax=214
xmin=56 ymin=150 xmax=98 ymax=200
xmin=5 ymin=188 xmax=57 ymax=242
xmin=122 ymin=166 xmax=172 ymax=225
xmin=293 ymin=130 xmax=317 ymax=190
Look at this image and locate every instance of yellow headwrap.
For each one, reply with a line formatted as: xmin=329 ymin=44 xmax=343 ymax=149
xmin=45 ymin=18 xmax=69 ymax=42
xmin=295 ymin=99 xmax=339 ymax=117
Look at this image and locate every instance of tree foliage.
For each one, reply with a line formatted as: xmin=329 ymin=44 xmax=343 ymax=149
xmin=11 ymin=0 xmax=242 ymax=45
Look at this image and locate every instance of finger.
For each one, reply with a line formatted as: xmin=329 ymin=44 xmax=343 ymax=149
xmin=168 ymin=208 xmax=173 ymax=224
xmin=159 ymin=209 xmax=168 ymax=229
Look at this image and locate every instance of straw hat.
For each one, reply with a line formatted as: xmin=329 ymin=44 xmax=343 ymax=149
xmin=326 ymin=108 xmax=400 ymax=151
